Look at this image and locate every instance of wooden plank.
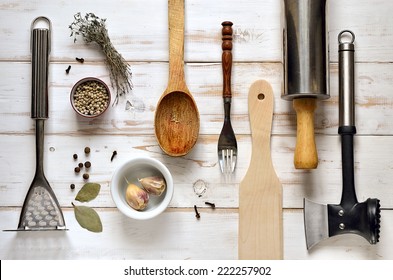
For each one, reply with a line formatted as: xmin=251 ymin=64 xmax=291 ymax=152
xmin=0 ymin=0 xmax=393 ymax=62
xmin=0 ymin=208 xmax=390 ymax=260
xmin=0 ymin=0 xmax=280 ymax=62
xmin=1 ymin=62 xmax=393 ymax=135
xmin=0 ymin=134 xmax=391 ymax=209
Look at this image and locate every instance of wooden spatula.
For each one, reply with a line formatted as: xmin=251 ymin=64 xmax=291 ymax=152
xmin=239 ymin=80 xmax=283 ymax=260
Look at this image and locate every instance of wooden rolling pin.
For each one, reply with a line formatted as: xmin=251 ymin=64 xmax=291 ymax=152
xmin=283 ymin=0 xmax=330 ymax=169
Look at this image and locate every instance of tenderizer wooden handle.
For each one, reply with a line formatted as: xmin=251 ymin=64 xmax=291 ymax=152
xmin=293 ymin=98 xmax=318 ymax=169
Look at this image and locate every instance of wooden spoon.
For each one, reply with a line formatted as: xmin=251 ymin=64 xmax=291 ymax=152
xmin=154 ymin=0 xmax=200 ymax=156
xmin=239 ymin=80 xmax=283 ymax=259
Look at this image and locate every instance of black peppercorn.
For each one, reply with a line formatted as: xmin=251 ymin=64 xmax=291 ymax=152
xmin=70 ymin=183 xmax=75 ymax=190
xmin=74 ymin=166 xmax=81 ymax=173
xmin=73 ymin=154 xmax=78 ymax=160
xmin=83 ymin=173 xmax=89 ymax=180
xmin=84 ymin=161 xmax=91 ymax=168
xmin=78 ymin=162 xmax=83 ymax=168
xmin=84 ymin=147 xmax=90 ymax=154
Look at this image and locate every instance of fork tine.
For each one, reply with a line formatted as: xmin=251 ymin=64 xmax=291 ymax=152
xmin=227 ymin=149 xmax=232 ymax=173
xmin=232 ymin=153 xmax=237 ymax=173
xmin=221 ymin=149 xmax=226 ymax=174
xmin=218 ymin=149 xmax=224 ymax=173
xmin=227 ymin=149 xmax=231 ymax=174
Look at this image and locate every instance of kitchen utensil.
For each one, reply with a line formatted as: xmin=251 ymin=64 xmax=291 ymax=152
xmin=17 ymin=17 xmax=66 ymax=230
xmin=304 ymin=31 xmax=380 ymax=249
xmin=218 ymin=21 xmax=237 ymax=174
xmin=239 ymin=80 xmax=283 ymax=259
xmin=154 ymin=0 xmax=200 ymax=156
xmin=282 ymin=0 xmax=330 ymax=169
xmin=111 ymin=156 xmax=174 ymax=220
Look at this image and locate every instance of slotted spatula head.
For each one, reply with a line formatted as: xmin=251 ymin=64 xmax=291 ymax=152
xmin=238 ymin=80 xmax=283 ymax=259
xmin=18 ymin=175 xmax=66 ymax=230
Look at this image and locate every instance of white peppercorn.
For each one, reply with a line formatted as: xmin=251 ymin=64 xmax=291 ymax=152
xmin=73 ymin=80 xmax=110 ymax=116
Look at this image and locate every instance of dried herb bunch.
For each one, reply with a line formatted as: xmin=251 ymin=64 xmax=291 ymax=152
xmin=69 ymin=12 xmax=132 ymax=105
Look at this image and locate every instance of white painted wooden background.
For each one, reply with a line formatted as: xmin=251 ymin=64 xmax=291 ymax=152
xmin=1 ymin=0 xmax=393 ymax=260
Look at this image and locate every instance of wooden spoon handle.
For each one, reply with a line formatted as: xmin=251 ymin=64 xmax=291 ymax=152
xmin=222 ymin=21 xmax=233 ymax=98
xmin=168 ymin=0 xmax=186 ymax=88
xmin=293 ymin=98 xmax=318 ymax=169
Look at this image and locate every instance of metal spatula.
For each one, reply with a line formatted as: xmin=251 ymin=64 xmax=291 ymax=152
xmin=16 ymin=17 xmax=66 ymax=231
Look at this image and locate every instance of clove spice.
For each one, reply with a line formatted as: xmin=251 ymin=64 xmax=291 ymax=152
xmin=111 ymin=150 xmax=117 ymax=162
xmin=66 ymin=65 xmax=71 ymax=74
xmin=194 ymin=205 xmax=200 ymax=219
xmin=75 ymin=57 xmax=85 ymax=63
xmin=205 ymin=201 xmax=215 ymax=209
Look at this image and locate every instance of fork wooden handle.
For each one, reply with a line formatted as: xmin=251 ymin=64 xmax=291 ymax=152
xmin=222 ymin=21 xmax=233 ymax=98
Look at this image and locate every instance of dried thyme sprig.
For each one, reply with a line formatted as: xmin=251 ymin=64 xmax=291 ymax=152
xmin=69 ymin=12 xmax=133 ymax=105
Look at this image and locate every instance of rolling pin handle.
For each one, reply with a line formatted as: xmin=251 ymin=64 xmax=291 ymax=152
xmin=293 ymin=98 xmax=318 ymax=169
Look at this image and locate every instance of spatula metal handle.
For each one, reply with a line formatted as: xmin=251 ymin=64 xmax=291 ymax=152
xmin=31 ymin=17 xmax=51 ymax=120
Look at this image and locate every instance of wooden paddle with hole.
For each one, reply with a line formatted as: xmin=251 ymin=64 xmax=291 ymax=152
xmin=239 ymin=80 xmax=283 ymax=260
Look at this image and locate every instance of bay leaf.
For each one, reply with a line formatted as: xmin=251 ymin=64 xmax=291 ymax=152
xmin=73 ymin=204 xmax=103 ymax=233
xmin=75 ymin=183 xmax=101 ymax=202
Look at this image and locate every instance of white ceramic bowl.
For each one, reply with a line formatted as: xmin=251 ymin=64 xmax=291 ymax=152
xmin=111 ymin=157 xmax=173 ymax=220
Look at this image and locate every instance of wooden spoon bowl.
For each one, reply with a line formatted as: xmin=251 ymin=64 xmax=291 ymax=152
xmin=155 ymin=91 xmax=199 ymax=156
xmin=154 ymin=0 xmax=200 ymax=156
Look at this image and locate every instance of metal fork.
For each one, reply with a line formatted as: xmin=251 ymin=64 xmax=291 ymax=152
xmin=218 ymin=21 xmax=237 ymax=173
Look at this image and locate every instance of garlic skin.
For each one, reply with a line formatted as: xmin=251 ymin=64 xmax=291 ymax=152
xmin=125 ymin=183 xmax=149 ymax=210
xmin=139 ymin=176 xmax=166 ymax=196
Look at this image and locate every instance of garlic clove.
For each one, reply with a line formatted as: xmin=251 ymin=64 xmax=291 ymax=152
xmin=125 ymin=183 xmax=149 ymax=210
xmin=139 ymin=176 xmax=166 ymax=196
